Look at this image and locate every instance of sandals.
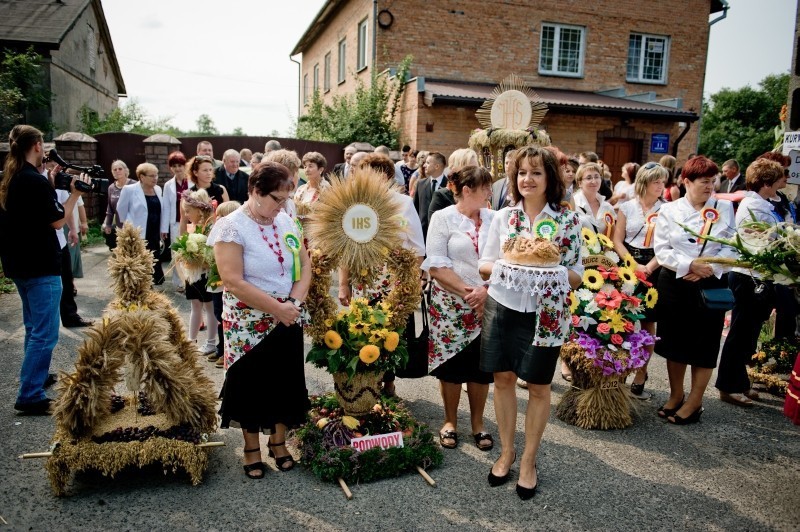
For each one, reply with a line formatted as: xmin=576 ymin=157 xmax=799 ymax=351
xmin=439 ymin=430 xmax=458 ymax=449
xmin=719 ymin=391 xmax=754 ymax=407
xmin=657 ymin=396 xmax=685 ymax=419
xmin=473 ymin=432 xmax=494 ymax=451
xmin=668 ymin=406 xmax=704 ymax=425
xmin=242 ymin=447 xmax=266 ymax=479
xmin=267 ymin=441 xmax=296 ymax=471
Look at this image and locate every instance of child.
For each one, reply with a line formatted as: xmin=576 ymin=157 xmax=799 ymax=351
xmin=209 ymin=200 xmax=241 ymax=368
xmin=181 ymin=189 xmax=217 ymax=354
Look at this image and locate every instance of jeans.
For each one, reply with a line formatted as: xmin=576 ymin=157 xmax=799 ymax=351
xmin=13 ymin=275 xmax=62 ymax=404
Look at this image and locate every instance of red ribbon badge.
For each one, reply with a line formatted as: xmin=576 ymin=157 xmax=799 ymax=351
xmin=643 ymin=213 xmax=658 ymax=247
xmin=603 ymin=212 xmax=615 ymax=239
xmin=699 ymin=207 xmax=720 ymax=243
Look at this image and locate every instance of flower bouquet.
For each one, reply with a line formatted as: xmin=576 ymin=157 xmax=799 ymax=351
xmin=306 ymin=297 xmax=408 ymax=416
xmin=556 ymin=229 xmax=658 ymax=429
xmin=682 ymin=220 xmax=800 ymax=285
xmin=749 ymin=336 xmax=800 ymax=395
xmin=295 ymin=393 xmax=442 ymax=484
xmin=170 ymin=229 xmax=215 ymax=285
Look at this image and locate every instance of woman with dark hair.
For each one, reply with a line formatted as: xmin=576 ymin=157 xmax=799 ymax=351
xmin=654 ymin=155 xmax=736 ymax=424
xmin=612 ymin=162 xmax=639 ymax=207
xmin=207 ymin=162 xmax=311 ymax=479
xmin=659 ymin=155 xmax=680 ymax=201
xmin=479 ymin=146 xmax=582 ymax=500
xmin=162 ymin=151 xmax=189 ymax=290
xmin=423 ymin=166 xmax=495 ymax=451
xmin=408 ymin=150 xmax=429 ymax=200
xmin=184 ymin=156 xmax=229 ymax=219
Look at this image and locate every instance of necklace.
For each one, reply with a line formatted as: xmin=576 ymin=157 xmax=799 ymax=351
xmin=246 ymin=203 xmax=273 ymax=225
xmin=258 ymin=223 xmax=285 ymax=275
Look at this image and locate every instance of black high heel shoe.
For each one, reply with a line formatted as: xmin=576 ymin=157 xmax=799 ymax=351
xmin=668 ymin=406 xmax=704 ymax=425
xmin=488 ymin=453 xmax=516 ymax=487
xmin=267 ymin=441 xmax=296 ymax=471
xmin=657 ymin=396 xmax=685 ymax=419
xmin=516 ymin=467 xmax=538 ymax=500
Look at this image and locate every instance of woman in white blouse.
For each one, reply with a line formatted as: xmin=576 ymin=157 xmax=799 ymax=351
xmin=478 ymin=147 xmax=583 ymax=500
xmin=423 ymin=166 xmax=495 ymax=452
xmin=573 ymin=162 xmax=616 ymax=236
xmin=613 ymin=162 xmax=667 ymax=400
xmin=611 ymin=162 xmax=639 ymax=207
xmin=653 ymin=156 xmax=736 ymax=425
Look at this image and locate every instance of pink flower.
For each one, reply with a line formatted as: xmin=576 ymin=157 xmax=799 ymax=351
xmin=597 ymin=323 xmax=611 ymax=335
xmin=623 ymin=321 xmax=635 ymax=333
xmin=610 ymin=334 xmax=624 ymax=345
xmin=571 ymin=315 xmax=580 ymax=326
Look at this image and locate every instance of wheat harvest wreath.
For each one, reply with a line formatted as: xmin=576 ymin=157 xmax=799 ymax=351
xmin=298 ymin=168 xmax=441 ymax=488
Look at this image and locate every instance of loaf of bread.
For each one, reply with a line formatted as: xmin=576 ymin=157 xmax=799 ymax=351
xmin=502 ymin=236 xmax=560 ymax=267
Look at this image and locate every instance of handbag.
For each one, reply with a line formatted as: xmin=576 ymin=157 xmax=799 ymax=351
xmin=395 ymin=284 xmax=430 ymax=379
xmin=699 ymin=288 xmax=735 ymax=311
xmin=104 ymin=226 xmax=117 ymax=250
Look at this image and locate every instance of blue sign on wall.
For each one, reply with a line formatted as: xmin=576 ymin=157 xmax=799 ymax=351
xmin=650 ymin=133 xmax=670 ymax=154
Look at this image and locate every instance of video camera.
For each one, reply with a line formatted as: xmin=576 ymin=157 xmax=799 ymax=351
xmin=46 ymin=149 xmax=108 ymax=194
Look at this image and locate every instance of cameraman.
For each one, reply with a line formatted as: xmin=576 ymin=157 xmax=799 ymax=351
xmin=0 ymin=125 xmax=90 ymax=415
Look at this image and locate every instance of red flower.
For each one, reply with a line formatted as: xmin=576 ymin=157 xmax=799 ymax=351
xmin=634 ymin=269 xmax=653 ymax=287
xmin=597 ymin=323 xmax=611 ymax=335
xmin=595 ymin=289 xmax=623 ymax=309
xmin=610 ymin=334 xmax=624 ymax=345
xmin=243 ymin=343 xmax=252 ymax=352
xmin=463 ymin=313 xmax=476 ymax=328
xmin=620 ymin=292 xmax=641 ymax=307
xmin=254 ymin=320 xmax=269 ymax=333
xmin=236 ymin=301 xmax=248 ymax=309
xmin=624 ymin=321 xmax=635 ymax=332
xmin=571 ymin=315 xmax=580 ymax=326
xmin=597 ymin=266 xmax=619 ymax=281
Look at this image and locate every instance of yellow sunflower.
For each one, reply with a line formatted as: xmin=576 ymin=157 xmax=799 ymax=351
xmin=568 ymin=292 xmax=579 ymax=313
xmin=359 ymin=344 xmax=380 ymax=364
xmin=581 ymin=227 xmax=598 ymax=248
xmin=384 ymin=331 xmax=400 ymax=352
xmin=324 ymin=330 xmax=343 ymax=349
xmin=617 ymin=267 xmax=638 ymax=285
xmin=582 ymin=269 xmax=604 ymax=290
xmin=645 ymin=287 xmax=658 ymax=309
xmin=597 ymin=233 xmax=614 ymax=249
xmin=624 ymin=254 xmax=637 ymax=270
xmin=349 ymin=321 xmax=369 ymax=336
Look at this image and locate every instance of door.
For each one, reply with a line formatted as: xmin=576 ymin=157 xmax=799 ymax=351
xmin=602 ymin=139 xmax=638 ymax=185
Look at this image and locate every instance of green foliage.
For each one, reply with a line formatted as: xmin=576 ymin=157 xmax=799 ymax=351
xmin=0 ymin=47 xmax=52 ymax=138
xmin=699 ymin=73 xmax=789 ymax=165
xmin=296 ymin=56 xmax=413 ymax=148
xmin=194 ymin=114 xmax=218 ymax=136
xmin=78 ymin=99 xmax=183 ymax=136
xmin=0 ymin=262 xmax=15 ymax=294
xmin=84 ymin=220 xmax=106 ymax=248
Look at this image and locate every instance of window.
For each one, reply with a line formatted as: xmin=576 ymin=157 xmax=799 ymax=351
xmin=338 ymin=39 xmax=346 ymax=83
xmin=87 ymin=23 xmax=97 ymax=73
xmin=324 ymin=52 xmax=331 ymax=92
xmin=313 ymin=63 xmax=320 ymax=92
xmin=357 ymin=18 xmax=368 ymax=71
xmin=539 ymin=23 xmax=585 ymax=77
xmin=303 ymin=73 xmax=309 ymax=105
xmin=627 ymin=33 xmax=669 ymax=84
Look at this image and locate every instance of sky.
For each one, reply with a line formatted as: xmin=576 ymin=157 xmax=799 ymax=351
xmin=101 ymin=0 xmax=797 ymax=137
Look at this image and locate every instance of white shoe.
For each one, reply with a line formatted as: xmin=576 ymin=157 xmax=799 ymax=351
xmin=516 ymin=378 xmax=528 ymax=389
xmin=201 ymin=342 xmax=217 ymax=355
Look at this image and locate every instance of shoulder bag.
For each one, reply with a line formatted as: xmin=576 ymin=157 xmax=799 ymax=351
xmin=396 ymin=283 xmax=431 ymax=379
xmin=696 ymin=200 xmax=734 ymax=311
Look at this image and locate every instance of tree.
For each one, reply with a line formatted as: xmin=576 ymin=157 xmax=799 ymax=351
xmin=195 ymin=114 xmax=219 ymax=136
xmin=231 ymin=127 xmax=245 ymax=136
xmin=77 ymin=99 xmax=184 ymax=136
xmin=296 ymin=56 xmax=413 ymax=148
xmin=0 ymin=47 xmax=52 ymax=139
xmin=698 ymin=73 xmax=789 ymax=165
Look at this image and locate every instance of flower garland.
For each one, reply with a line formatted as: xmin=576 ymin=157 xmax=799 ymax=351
xmin=294 ymin=393 xmax=442 ymax=483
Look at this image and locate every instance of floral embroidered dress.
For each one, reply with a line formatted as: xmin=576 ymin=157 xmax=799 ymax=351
xmin=480 ymin=203 xmax=582 ymax=347
xmin=422 ymin=205 xmax=494 ymax=372
xmin=206 ymin=207 xmax=301 ymax=369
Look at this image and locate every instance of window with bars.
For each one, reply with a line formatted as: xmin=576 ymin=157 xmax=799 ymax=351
xmin=357 ymin=18 xmax=368 ymax=71
xmin=627 ymin=33 xmax=669 ymax=83
xmin=313 ymin=63 xmax=319 ymax=92
xmin=338 ymin=39 xmax=346 ymax=83
xmin=324 ymin=52 xmax=331 ymax=92
xmin=539 ymin=23 xmax=585 ymax=77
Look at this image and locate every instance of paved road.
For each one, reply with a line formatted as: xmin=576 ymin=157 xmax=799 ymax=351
xmin=0 ymin=246 xmax=798 ymax=531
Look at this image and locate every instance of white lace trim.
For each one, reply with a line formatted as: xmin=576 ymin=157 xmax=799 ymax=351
xmin=421 ymin=255 xmax=453 ymax=271
xmin=489 ymin=260 xmax=570 ymax=296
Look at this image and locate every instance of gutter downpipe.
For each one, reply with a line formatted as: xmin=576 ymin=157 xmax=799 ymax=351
xmin=671 ymin=122 xmax=692 ymax=157
xmin=372 ymin=0 xmax=378 ymax=69
xmin=290 ymin=55 xmax=302 ymax=128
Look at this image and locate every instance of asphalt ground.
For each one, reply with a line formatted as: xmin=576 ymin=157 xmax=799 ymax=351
xmin=0 ymin=245 xmax=798 ymax=531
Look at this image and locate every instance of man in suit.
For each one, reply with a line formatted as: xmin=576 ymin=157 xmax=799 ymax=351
xmin=196 ymin=140 xmax=221 ymax=169
xmin=333 ymin=145 xmax=357 ymax=177
xmin=720 ymin=159 xmax=745 ymax=193
xmin=214 ymin=149 xmax=249 ymax=203
xmin=492 ymin=151 xmax=515 ymax=210
xmin=413 ymin=151 xmax=447 ymax=239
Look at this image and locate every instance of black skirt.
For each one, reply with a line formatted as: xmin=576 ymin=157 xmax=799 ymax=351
xmin=480 ymin=296 xmax=561 ymax=385
xmin=219 ymin=323 xmax=310 ymax=434
xmin=655 ymin=268 xmax=727 ymax=368
xmin=185 ymin=275 xmax=212 ymax=302
xmin=430 ymin=336 xmax=494 ymax=384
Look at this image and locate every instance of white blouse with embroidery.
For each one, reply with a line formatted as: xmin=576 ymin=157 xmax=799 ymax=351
xmin=654 ymin=197 xmax=736 ymax=279
xmin=206 ymin=208 xmax=297 ymax=296
xmin=422 ymin=205 xmax=493 ymax=286
xmin=618 ymin=198 xmax=664 ymax=248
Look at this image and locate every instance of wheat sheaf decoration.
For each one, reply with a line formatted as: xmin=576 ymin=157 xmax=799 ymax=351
xmin=475 ymin=73 xmax=548 ymax=131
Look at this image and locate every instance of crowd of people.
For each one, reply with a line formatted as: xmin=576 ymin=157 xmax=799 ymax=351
xmin=1 ymin=126 xmax=797 ymax=498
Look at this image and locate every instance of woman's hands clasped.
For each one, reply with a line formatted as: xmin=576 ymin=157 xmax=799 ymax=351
xmin=685 ymin=260 xmax=714 ymax=282
xmin=464 ymin=285 xmax=488 ymax=319
xmin=274 ymin=300 xmax=302 ymax=326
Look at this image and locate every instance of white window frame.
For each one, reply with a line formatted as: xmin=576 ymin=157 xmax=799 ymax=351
xmin=303 ymin=73 xmax=309 ymax=105
xmin=338 ymin=39 xmax=347 ymax=84
xmin=313 ymin=63 xmax=320 ymax=92
xmin=538 ymin=22 xmax=585 ymax=78
xmin=357 ymin=18 xmax=368 ymax=71
xmin=626 ymin=33 xmax=670 ymax=84
xmin=324 ymin=52 xmax=331 ymax=92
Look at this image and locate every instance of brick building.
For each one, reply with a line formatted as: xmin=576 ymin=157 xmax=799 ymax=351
xmin=292 ymin=0 xmax=727 ymax=181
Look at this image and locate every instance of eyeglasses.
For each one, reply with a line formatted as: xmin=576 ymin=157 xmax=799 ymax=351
xmin=643 ymin=162 xmax=662 ymax=170
xmin=268 ymin=193 xmax=288 ymax=206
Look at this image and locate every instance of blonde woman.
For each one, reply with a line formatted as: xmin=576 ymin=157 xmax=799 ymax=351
xmin=102 ymin=159 xmax=136 ymax=249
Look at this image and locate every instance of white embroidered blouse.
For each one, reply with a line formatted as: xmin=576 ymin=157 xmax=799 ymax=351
xmin=421 ymin=205 xmax=493 ymax=286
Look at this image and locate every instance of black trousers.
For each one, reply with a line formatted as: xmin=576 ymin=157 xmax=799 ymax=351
xmin=213 ymin=292 xmax=223 ymax=358
xmin=774 ymin=285 xmax=798 ymax=339
xmin=59 ymin=245 xmax=80 ymax=324
xmin=716 ymin=272 xmax=775 ymax=394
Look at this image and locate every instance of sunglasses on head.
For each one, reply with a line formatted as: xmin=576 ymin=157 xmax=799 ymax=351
xmin=642 ymin=162 xmax=662 ymax=170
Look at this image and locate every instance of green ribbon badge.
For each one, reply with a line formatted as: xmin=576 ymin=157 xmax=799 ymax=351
xmin=284 ymin=233 xmax=301 ymax=282
xmin=295 ymin=217 xmax=304 ymax=238
xmin=534 ymin=219 xmax=558 ymax=240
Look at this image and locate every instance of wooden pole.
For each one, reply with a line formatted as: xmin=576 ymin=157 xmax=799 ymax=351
xmin=416 ymin=466 xmax=436 ymax=487
xmin=20 ymin=440 xmax=225 ymax=459
xmin=337 ymin=477 xmax=353 ymax=500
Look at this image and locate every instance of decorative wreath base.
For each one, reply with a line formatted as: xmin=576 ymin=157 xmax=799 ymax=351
xmin=333 ymin=371 xmax=383 ymax=416
xmin=748 ymin=369 xmax=788 ymax=396
xmin=295 ymin=393 xmax=442 ymax=484
xmin=556 ymin=344 xmax=635 ymax=430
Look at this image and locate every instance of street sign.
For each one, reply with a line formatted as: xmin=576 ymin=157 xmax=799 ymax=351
xmin=788 ymin=149 xmax=800 ymax=185
xmin=782 ymin=131 xmax=800 ymax=155
xmin=650 ymin=133 xmax=669 ymax=154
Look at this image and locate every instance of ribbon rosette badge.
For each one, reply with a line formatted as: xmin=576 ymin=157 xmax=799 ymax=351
xmin=643 ymin=213 xmax=658 ymax=247
xmin=284 ymin=233 xmax=302 ymax=282
xmin=699 ymin=207 xmax=720 ymax=243
xmin=534 ymin=219 xmax=558 ymax=240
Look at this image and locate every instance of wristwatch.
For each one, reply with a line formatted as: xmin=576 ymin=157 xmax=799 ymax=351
xmin=287 ymin=297 xmax=304 ymax=308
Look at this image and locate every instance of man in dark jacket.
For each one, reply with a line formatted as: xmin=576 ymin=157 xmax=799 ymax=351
xmin=214 ymin=149 xmax=249 ymax=203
